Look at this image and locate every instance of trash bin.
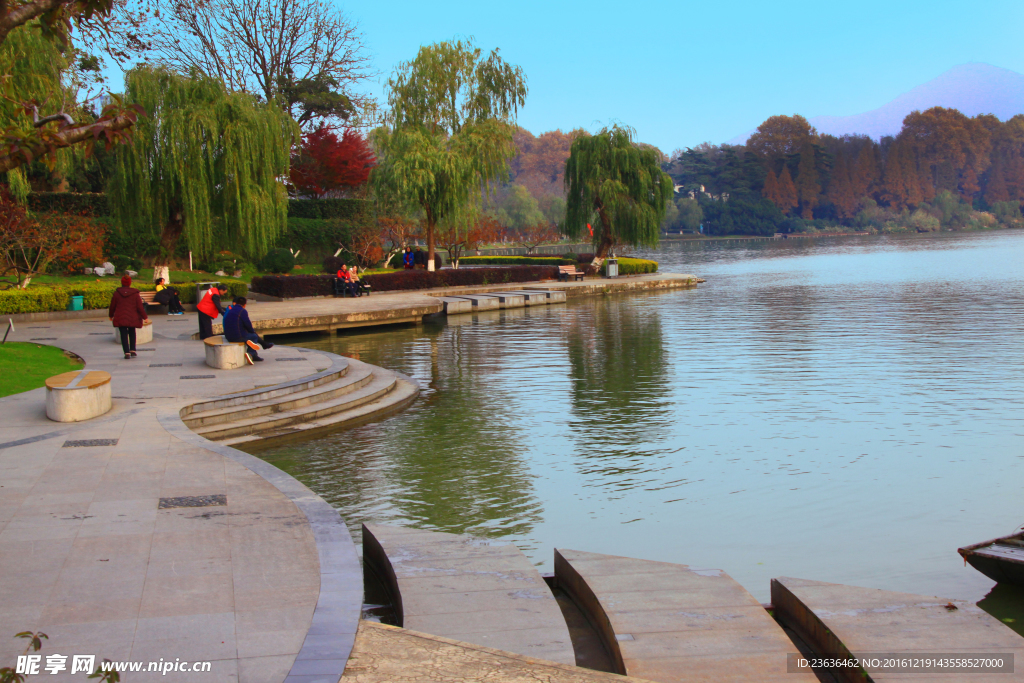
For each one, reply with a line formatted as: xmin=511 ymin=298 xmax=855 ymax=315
xmin=605 ymin=258 xmax=619 ymax=278
xmin=67 ymin=295 xmax=84 ymax=311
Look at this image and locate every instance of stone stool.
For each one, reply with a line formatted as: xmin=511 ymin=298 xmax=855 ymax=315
xmin=204 ymin=335 xmax=247 ymax=369
xmin=111 ymin=319 xmax=153 ymax=345
xmin=45 ymin=370 xmax=112 ymax=422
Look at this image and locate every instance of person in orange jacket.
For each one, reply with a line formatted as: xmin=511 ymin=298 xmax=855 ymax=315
xmin=197 ymin=283 xmax=228 ymax=340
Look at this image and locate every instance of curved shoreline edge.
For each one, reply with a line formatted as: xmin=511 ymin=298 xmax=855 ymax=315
xmin=158 ymin=406 xmax=362 ymax=681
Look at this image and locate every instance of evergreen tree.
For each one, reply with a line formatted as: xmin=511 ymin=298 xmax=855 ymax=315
xmin=564 ymin=125 xmax=673 ymax=258
xmin=795 ymin=142 xmax=820 ymax=218
xmin=776 ymin=165 xmax=798 ymax=215
xmin=108 ymin=65 xmax=296 ymax=264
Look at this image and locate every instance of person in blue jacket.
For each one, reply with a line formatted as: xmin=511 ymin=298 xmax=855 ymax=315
xmin=223 ymin=297 xmax=273 ymax=364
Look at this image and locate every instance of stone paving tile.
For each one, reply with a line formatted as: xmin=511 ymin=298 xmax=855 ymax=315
xmin=0 ymin=312 xmax=371 ymax=683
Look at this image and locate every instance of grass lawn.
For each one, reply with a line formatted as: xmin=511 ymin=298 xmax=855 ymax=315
xmin=0 ymin=342 xmax=84 ymax=398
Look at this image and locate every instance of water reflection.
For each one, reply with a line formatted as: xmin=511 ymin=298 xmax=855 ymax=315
xmin=254 ymin=230 xmax=1024 ymax=605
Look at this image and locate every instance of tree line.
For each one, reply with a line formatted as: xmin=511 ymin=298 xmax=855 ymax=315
xmin=663 ymin=110 xmax=1024 ymax=235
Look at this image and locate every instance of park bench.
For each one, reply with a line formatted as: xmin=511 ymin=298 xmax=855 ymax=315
xmin=203 ymin=335 xmax=247 ymax=369
xmin=333 ymin=277 xmax=371 ymax=297
xmin=558 ymin=264 xmax=584 ymax=281
xmin=45 ymin=369 xmax=112 ymax=422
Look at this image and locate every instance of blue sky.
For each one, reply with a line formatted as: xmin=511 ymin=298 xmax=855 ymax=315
xmin=106 ymin=0 xmax=1024 ymax=152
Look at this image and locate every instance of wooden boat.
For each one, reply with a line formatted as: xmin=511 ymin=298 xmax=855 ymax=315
xmin=958 ymin=531 xmax=1024 ymax=587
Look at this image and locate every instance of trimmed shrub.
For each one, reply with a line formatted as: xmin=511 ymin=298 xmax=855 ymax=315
xmin=0 ymin=280 xmax=247 ymax=314
xmin=27 ymin=192 xmax=109 ymax=216
xmin=288 ymin=198 xmax=370 ymax=220
xmin=602 ymin=257 xmax=658 ymax=275
xmin=110 ymin=254 xmax=144 ymax=273
xmin=259 ymin=248 xmax=295 ymax=273
xmin=458 ymin=256 xmax=575 ymax=266
xmin=251 ymin=266 xmax=558 ymax=298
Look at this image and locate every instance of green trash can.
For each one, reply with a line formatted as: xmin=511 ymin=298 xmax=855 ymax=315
xmin=67 ymin=295 xmax=84 ymax=311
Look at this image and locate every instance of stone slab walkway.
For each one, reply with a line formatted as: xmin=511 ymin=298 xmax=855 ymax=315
xmin=362 ymin=524 xmax=576 ymax=666
xmin=341 ymin=621 xmax=651 ymax=683
xmin=555 ymin=550 xmax=817 ymax=683
xmin=772 ymin=577 xmax=1024 ymax=682
xmin=0 ymin=315 xmax=366 ymax=682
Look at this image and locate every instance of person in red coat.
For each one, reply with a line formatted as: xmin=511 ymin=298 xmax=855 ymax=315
xmin=108 ymin=274 xmax=148 ymax=359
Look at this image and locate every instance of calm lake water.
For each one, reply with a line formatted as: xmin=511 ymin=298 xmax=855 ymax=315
xmin=253 ymin=230 xmax=1024 ymax=606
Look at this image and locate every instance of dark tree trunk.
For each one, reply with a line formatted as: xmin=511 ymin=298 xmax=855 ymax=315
xmin=157 ymin=207 xmax=185 ymax=266
xmin=595 ymin=205 xmax=614 ymax=259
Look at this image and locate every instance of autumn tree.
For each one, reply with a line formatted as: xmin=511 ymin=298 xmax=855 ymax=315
xmin=108 ymin=66 xmax=296 ymax=281
xmin=747 ymin=114 xmax=817 ymax=164
xmin=795 ymin=142 xmax=820 ymax=218
xmin=564 ymin=125 xmax=673 ymax=258
xmin=437 ymin=215 xmax=501 ymax=268
xmin=775 ymin=165 xmax=798 ymax=215
xmin=850 ymin=142 xmax=880 ymax=198
xmin=826 ymin=149 xmax=857 ymax=219
xmin=372 ymin=38 xmax=527 ymax=270
xmin=291 ymin=126 xmax=375 ymax=198
xmin=901 ymin=107 xmax=991 ymax=202
xmin=0 ymin=193 xmax=96 ymax=288
xmin=145 ymin=0 xmax=373 ymax=127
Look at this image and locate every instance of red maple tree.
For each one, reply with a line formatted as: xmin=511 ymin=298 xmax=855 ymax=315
xmin=291 ymin=126 xmax=375 ymax=198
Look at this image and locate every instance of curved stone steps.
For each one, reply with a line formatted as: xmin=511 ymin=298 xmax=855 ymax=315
xmin=362 ymin=524 xmax=576 ymax=666
xmin=222 ymin=376 xmax=419 ymax=447
xmin=194 ymin=368 xmax=399 ymax=441
xmin=183 ymin=355 xmax=350 ymax=416
xmin=182 ymin=363 xmax=375 ymax=428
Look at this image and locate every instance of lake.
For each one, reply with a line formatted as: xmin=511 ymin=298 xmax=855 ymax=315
xmin=252 ymin=230 xmax=1024 ymax=606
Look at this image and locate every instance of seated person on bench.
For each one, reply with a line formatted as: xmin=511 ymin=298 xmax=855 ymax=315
xmin=222 ymin=297 xmax=273 ymax=364
xmin=154 ymin=278 xmax=185 ymax=315
xmin=350 ymin=265 xmax=369 ymax=297
xmin=336 ymin=264 xmax=359 ymax=297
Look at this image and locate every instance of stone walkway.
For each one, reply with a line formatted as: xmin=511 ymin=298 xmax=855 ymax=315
xmin=0 ymin=314 xmax=364 ymax=682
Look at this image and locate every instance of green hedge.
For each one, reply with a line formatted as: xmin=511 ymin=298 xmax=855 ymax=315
xmin=457 ymin=256 xmax=576 ymax=266
xmin=602 ymin=258 xmax=658 ymax=275
xmin=0 ymin=280 xmax=247 ymax=315
xmin=27 ymin=192 xmax=109 ymax=216
xmin=288 ymin=198 xmax=370 ymax=220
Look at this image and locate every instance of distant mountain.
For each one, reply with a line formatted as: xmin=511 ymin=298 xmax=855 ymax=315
xmin=727 ymin=63 xmax=1024 ymax=145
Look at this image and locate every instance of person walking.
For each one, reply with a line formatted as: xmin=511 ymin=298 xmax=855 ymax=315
xmin=108 ymin=274 xmax=148 ymax=359
xmin=222 ymin=297 xmax=273 ymax=363
xmin=413 ymin=246 xmax=425 ymax=269
xmin=154 ymin=277 xmax=185 ymax=315
xmin=402 ymin=247 xmax=414 ymax=269
xmin=197 ymin=283 xmax=228 ymax=340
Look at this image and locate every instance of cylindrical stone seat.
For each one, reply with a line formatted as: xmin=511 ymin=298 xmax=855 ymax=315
xmin=111 ymin=319 xmax=153 ymax=345
xmin=45 ymin=370 xmax=112 ymax=422
xmin=204 ymin=335 xmax=247 ymax=369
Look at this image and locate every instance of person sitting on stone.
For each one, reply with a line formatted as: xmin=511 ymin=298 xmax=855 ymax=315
xmin=222 ymin=296 xmax=273 ymax=364
xmin=153 ymin=277 xmax=185 ymax=315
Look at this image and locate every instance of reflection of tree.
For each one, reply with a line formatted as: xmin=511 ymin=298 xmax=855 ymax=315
xmin=563 ymin=297 xmax=674 ymax=486
xmin=257 ymin=318 xmax=543 ymax=539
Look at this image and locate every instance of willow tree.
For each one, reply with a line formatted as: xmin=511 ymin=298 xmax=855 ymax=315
xmin=564 ymin=125 xmax=673 ymax=259
xmin=372 ymin=38 xmax=527 ymax=269
xmin=108 ymin=66 xmax=295 ymax=278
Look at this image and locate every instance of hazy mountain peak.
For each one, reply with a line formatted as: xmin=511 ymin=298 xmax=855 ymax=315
xmin=727 ymin=63 xmax=1024 ymax=145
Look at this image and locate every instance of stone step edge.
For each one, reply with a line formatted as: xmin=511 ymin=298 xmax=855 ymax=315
xmin=221 ymin=377 xmax=419 ymax=447
xmin=197 ymin=372 xmax=398 ymax=441
xmin=183 ymin=365 xmax=375 ymax=428
xmin=182 ymin=351 xmax=350 ymax=417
